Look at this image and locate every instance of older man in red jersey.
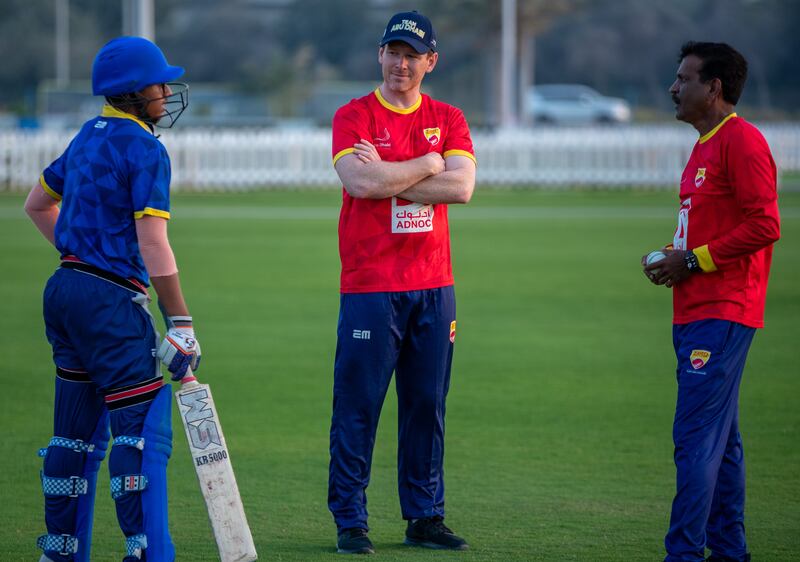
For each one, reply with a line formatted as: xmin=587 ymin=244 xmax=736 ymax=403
xmin=644 ymin=42 xmax=780 ymax=562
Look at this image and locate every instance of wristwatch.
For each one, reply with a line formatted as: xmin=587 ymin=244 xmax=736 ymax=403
xmin=684 ymin=249 xmax=701 ymax=273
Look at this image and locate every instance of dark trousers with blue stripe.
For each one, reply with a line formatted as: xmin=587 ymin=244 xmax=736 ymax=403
xmin=42 ymin=267 xmax=162 ymax=560
xmin=328 ymin=286 xmax=456 ymax=531
xmin=665 ymin=319 xmax=756 ymax=562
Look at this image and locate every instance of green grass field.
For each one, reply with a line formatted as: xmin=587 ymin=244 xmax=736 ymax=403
xmin=1 ymin=188 xmax=798 ymax=561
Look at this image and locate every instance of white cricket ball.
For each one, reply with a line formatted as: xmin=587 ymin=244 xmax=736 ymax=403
xmin=646 ymin=250 xmax=667 ymax=266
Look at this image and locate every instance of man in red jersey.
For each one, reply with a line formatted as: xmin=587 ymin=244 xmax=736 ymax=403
xmin=644 ymin=42 xmax=780 ymax=562
xmin=328 ymin=10 xmax=476 ymax=555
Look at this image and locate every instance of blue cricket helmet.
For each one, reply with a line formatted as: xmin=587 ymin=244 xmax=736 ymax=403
xmin=92 ymin=36 xmax=184 ymax=96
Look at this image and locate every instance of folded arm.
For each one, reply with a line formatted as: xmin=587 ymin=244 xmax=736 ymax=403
xmin=398 ymin=154 xmax=476 ymax=204
xmin=335 ymin=139 xmax=445 ymax=199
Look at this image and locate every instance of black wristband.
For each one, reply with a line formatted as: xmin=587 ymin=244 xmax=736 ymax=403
xmin=684 ymin=250 xmax=701 ymax=273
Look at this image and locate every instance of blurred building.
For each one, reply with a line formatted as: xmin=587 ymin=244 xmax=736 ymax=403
xmin=36 ymin=81 xmax=273 ymax=129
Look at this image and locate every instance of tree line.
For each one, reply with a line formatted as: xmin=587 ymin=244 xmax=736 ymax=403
xmin=1 ymin=0 xmax=797 ymax=125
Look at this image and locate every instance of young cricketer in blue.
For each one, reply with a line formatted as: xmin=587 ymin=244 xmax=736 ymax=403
xmin=25 ymin=37 xmax=199 ymax=562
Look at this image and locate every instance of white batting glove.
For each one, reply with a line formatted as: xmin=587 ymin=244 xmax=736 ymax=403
xmin=157 ymin=316 xmax=201 ymax=380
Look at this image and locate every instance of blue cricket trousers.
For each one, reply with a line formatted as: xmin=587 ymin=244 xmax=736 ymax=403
xmin=40 ymin=265 xmax=173 ymax=561
xmin=665 ymin=319 xmax=756 ymax=562
xmin=328 ymin=286 xmax=456 ymax=531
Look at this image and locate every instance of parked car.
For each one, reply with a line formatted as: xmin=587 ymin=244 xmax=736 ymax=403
xmin=525 ymin=84 xmax=632 ymax=125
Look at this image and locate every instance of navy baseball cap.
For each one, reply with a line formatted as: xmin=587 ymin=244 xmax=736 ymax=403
xmin=379 ymin=11 xmax=437 ymax=53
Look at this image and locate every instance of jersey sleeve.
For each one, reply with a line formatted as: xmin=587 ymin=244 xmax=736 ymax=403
xmin=703 ymin=126 xmax=780 ymax=269
xmin=40 ymin=147 xmax=71 ymax=201
xmin=443 ymin=108 xmax=476 ymax=165
xmin=128 ymin=138 xmax=172 ymax=220
xmin=332 ymin=102 xmax=370 ymax=167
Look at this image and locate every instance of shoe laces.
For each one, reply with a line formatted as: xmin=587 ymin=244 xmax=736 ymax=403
xmin=343 ymin=528 xmax=368 ymax=539
xmin=427 ymin=516 xmax=453 ymax=535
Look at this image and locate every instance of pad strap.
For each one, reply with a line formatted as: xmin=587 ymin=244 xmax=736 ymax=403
xmin=38 ymin=436 xmax=96 ymax=457
xmin=110 ymin=474 xmax=149 ymax=500
xmin=113 ymin=435 xmax=146 ymax=450
xmin=126 ymin=533 xmax=148 ymax=558
xmin=37 ymin=533 xmax=79 ymax=555
xmin=41 ymin=473 xmax=88 ymax=497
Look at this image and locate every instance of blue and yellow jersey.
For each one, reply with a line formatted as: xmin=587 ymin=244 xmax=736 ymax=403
xmin=40 ymin=105 xmax=172 ymax=285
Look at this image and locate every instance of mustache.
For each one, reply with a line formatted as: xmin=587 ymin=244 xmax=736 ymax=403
xmin=671 ymin=95 xmax=680 ymax=105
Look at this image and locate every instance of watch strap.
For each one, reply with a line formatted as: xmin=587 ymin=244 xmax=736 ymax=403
xmin=685 ymin=250 xmax=701 ymax=273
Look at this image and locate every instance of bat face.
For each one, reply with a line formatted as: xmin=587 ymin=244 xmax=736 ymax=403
xmin=179 ymin=386 xmax=224 ymax=457
xmin=176 ymin=382 xmax=258 ymax=562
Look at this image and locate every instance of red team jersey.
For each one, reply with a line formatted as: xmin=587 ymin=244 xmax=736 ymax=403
xmin=672 ymin=114 xmax=780 ymax=328
xmin=332 ymin=88 xmax=476 ymax=293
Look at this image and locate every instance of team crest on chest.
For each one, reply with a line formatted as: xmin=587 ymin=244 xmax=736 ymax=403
xmin=423 ymin=127 xmax=440 ymax=146
xmin=694 ymin=168 xmax=706 ymax=188
xmin=689 ymin=349 xmax=711 ymax=370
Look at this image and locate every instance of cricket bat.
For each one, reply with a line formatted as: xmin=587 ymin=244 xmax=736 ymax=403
xmin=175 ymin=371 xmax=258 ymax=562
xmin=159 ymin=303 xmax=257 ymax=561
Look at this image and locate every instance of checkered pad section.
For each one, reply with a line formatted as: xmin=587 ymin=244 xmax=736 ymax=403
xmin=126 ymin=533 xmax=148 ymax=556
xmin=41 ymin=473 xmax=89 ymax=496
xmin=38 ymin=436 xmax=96 ymax=457
xmin=110 ymin=474 xmax=148 ymax=500
xmin=113 ymin=435 xmax=145 ymax=450
xmin=37 ymin=533 xmax=79 ymax=555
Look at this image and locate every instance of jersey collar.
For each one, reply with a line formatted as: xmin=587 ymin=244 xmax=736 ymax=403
xmin=101 ymin=104 xmax=153 ymax=134
xmin=374 ymin=87 xmax=422 ymax=115
xmin=698 ymin=112 xmax=737 ymax=144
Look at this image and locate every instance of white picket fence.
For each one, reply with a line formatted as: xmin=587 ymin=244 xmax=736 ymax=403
xmin=2 ymin=124 xmax=799 ymax=191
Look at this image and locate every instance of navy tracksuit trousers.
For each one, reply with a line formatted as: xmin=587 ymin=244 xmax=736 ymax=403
xmin=328 ymin=286 xmax=456 ymax=531
xmin=665 ymin=319 xmax=756 ymax=562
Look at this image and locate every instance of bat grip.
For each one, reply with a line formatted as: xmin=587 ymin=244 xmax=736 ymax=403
xmin=179 ymin=367 xmax=200 ymax=388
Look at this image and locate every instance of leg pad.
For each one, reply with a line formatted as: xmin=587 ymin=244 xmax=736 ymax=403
xmin=109 ymin=386 xmax=175 ymax=561
xmin=39 ymin=408 xmax=110 ymax=562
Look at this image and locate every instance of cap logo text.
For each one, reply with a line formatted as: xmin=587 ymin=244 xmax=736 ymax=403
xmin=391 ymin=19 xmax=426 ymax=39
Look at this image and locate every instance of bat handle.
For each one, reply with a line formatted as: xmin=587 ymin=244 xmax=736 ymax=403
xmin=178 ymin=367 xmax=200 ymax=388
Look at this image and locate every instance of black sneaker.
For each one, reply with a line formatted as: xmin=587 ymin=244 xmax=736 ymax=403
xmin=337 ymin=528 xmax=375 ymax=554
xmin=404 ymin=516 xmax=469 ymax=550
xmin=706 ymin=554 xmax=751 ymax=562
